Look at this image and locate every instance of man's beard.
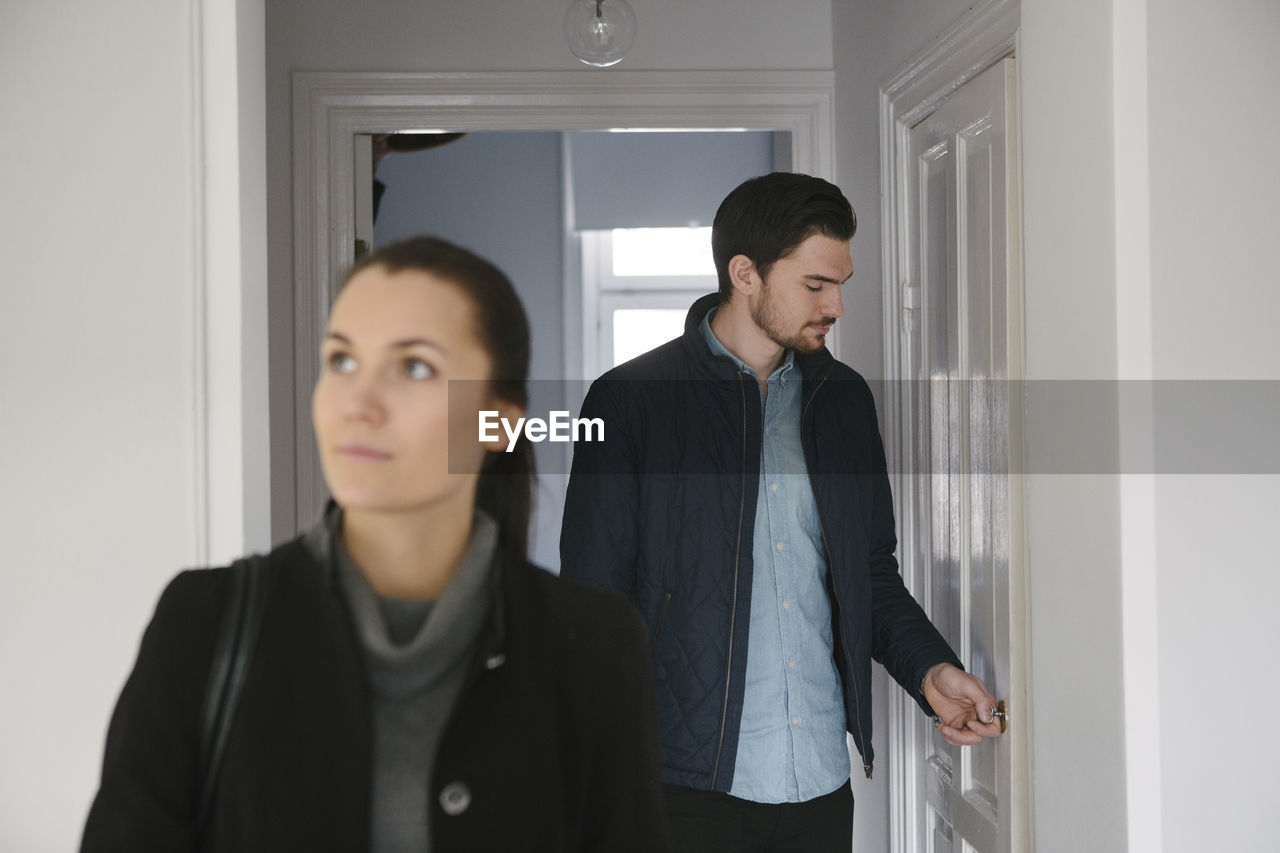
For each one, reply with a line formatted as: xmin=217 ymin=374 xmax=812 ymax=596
xmin=751 ymin=281 xmax=835 ymax=354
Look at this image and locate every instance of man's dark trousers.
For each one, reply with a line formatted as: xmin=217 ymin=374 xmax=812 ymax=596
xmin=663 ymin=783 xmax=853 ymax=853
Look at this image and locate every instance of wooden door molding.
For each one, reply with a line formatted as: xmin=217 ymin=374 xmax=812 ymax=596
xmin=290 ymin=69 xmax=836 ymax=525
xmin=878 ymin=1 xmax=1028 ymax=851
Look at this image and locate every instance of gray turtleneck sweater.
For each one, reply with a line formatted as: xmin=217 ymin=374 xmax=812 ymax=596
xmin=333 ymin=512 xmax=498 ymax=853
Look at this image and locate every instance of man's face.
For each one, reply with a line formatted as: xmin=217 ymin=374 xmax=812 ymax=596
xmin=749 ymin=233 xmax=853 ymax=353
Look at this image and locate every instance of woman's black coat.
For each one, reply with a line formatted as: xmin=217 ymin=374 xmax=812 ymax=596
xmin=81 ymin=526 xmax=671 ymax=852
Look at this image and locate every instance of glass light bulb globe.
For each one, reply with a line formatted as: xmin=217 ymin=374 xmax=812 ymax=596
xmin=564 ymin=0 xmax=637 ymax=67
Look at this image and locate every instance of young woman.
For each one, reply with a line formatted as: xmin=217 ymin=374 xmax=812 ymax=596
xmin=81 ymin=237 xmax=670 ymax=852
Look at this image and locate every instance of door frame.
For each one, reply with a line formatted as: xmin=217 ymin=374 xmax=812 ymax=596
xmin=878 ymin=1 xmax=1029 ymax=850
xmin=291 ymin=69 xmax=836 ymax=526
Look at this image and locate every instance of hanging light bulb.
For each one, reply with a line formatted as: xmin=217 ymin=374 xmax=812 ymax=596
xmin=564 ymin=0 xmax=637 ymax=68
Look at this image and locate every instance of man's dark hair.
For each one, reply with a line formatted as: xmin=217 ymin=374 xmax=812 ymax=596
xmin=711 ymin=172 xmax=857 ymax=300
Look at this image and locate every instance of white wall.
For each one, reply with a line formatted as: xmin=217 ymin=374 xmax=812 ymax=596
xmin=1022 ymin=0 xmax=1280 ymax=851
xmin=0 ymin=2 xmax=200 ymax=849
xmin=1019 ymin=1 xmax=1133 ymax=849
xmin=265 ymin=0 xmax=836 ymax=539
xmin=1146 ymin=1 xmax=1280 ymax=850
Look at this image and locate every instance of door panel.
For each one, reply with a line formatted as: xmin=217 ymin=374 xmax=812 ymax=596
xmin=905 ymin=57 xmax=1022 ymax=853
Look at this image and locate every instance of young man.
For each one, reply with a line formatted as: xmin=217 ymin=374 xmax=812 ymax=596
xmin=560 ymin=173 xmax=1001 ymax=851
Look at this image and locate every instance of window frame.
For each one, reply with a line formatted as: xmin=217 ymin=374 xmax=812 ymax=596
xmin=580 ymin=229 xmax=716 ymax=378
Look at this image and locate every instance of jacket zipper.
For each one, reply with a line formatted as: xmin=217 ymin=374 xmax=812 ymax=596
xmin=649 ymin=592 xmax=672 ymax=654
xmin=801 ymin=376 xmax=873 ymax=780
xmin=710 ymin=369 xmax=749 ymax=789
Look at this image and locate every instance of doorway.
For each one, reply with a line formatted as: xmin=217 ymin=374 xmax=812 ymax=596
xmin=349 ymin=127 xmax=780 ymax=567
xmin=288 ymin=69 xmax=838 ymax=555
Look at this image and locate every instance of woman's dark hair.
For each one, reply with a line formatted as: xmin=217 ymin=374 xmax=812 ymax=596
xmin=711 ymin=172 xmax=857 ymax=301
xmin=340 ymin=236 xmax=535 ymax=566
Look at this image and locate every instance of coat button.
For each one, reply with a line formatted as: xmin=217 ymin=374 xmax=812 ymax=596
xmin=439 ymin=781 xmax=472 ymax=816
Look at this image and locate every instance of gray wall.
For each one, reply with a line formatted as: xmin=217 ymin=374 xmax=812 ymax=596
xmin=569 ymin=130 xmax=774 ymax=229
xmin=372 ymin=131 xmax=568 ymax=568
xmin=373 ymin=132 xmax=565 ymax=382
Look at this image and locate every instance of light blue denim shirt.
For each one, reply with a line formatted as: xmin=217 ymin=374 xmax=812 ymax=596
xmin=699 ymin=311 xmax=850 ymax=803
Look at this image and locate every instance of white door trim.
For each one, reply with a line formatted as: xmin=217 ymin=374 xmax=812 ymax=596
xmin=878 ymin=2 xmax=1027 ymax=851
xmin=291 ymin=69 xmax=836 ymax=527
xmin=195 ymin=0 xmax=270 ymax=565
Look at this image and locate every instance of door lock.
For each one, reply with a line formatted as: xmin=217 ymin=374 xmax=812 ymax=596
xmin=990 ymin=700 xmax=1008 ymax=733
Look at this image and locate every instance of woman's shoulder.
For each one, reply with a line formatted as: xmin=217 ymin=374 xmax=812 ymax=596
xmin=154 ymin=536 xmax=317 ymax=616
xmin=151 ymin=565 xmax=232 ymax=623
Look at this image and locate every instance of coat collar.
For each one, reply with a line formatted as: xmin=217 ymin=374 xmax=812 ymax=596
xmin=302 ymin=501 xmax=512 ymax=669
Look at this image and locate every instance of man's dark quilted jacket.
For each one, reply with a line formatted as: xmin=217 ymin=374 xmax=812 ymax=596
xmin=560 ymin=293 xmax=962 ymax=791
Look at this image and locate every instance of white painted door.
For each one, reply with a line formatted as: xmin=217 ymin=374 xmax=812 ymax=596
xmin=901 ymin=57 xmax=1028 ymax=853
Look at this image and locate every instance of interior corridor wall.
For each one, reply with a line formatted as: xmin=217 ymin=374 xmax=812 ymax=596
xmin=1146 ymin=0 xmax=1280 ymax=849
xmin=0 ymin=2 xmax=201 ymax=850
xmin=1021 ymin=0 xmax=1280 ymax=849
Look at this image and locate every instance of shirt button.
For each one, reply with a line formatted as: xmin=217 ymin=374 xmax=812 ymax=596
xmin=782 ymin=600 xmax=790 ymax=610
xmin=439 ymin=781 xmax=472 ymax=816
xmin=792 ymin=716 xmax=800 ymax=725
xmin=789 ymin=660 xmax=796 ymax=669
xmin=770 ymin=483 xmax=778 ymax=493
xmin=775 ymin=542 xmax=784 ymax=552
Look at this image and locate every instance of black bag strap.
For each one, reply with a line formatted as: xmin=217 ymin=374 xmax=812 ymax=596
xmin=195 ymin=554 xmax=268 ymax=833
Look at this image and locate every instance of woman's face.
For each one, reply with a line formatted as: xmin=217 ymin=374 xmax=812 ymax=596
xmin=312 ymin=264 xmax=515 ymax=516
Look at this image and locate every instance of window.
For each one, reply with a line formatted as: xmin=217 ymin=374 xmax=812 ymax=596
xmin=610 ymin=227 xmax=715 ymax=277
xmin=582 ymin=227 xmax=717 ymax=377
